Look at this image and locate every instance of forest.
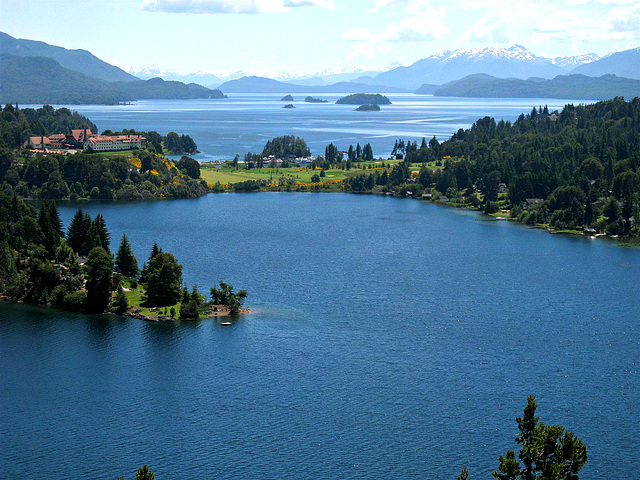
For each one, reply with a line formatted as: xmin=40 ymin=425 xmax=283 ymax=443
xmin=0 ymin=104 xmax=208 ymax=200
xmin=342 ymin=97 xmax=639 ymax=237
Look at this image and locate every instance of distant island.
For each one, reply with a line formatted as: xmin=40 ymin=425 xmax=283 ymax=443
xmin=305 ymin=96 xmax=328 ymax=103
xmin=417 ymin=73 xmax=640 ymax=100
xmin=355 ymin=104 xmax=380 ymax=111
xmin=281 ymin=95 xmax=294 ymax=101
xmin=283 ymin=103 xmax=295 ymax=108
xmin=336 ymin=93 xmax=392 ymax=105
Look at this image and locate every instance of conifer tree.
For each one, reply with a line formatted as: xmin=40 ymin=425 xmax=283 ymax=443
xmin=85 ymin=246 xmax=113 ymax=313
xmin=38 ymin=200 xmax=63 ymax=257
xmin=67 ymin=207 xmax=91 ymax=254
xmin=115 ymin=233 xmax=138 ymax=278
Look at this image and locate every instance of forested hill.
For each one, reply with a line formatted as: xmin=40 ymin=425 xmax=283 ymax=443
xmin=344 ymin=97 xmax=639 ymax=236
xmin=429 ymin=97 xmax=639 ymax=234
xmin=0 ymin=104 xmax=96 ymax=148
xmin=0 ymin=54 xmax=227 ymax=104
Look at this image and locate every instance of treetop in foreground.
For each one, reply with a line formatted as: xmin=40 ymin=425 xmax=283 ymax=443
xmin=458 ymin=395 xmax=587 ymax=480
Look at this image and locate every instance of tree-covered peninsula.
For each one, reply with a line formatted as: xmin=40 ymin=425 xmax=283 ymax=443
xmin=0 ymin=104 xmax=211 ymax=200
xmin=0 ymin=195 xmax=248 ymax=320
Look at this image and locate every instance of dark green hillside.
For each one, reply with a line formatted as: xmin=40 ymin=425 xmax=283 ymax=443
xmin=113 ymin=77 xmax=227 ymax=100
xmin=0 ymin=54 xmax=131 ymax=105
xmin=0 ymin=54 xmax=227 ymax=105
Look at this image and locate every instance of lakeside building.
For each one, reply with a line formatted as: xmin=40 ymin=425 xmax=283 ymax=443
xmin=24 ymin=129 xmax=146 ymax=153
xmin=84 ymin=134 xmax=146 ymax=152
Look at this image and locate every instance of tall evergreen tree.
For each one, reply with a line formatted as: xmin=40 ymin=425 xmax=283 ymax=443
xmin=67 ymin=207 xmax=91 ymax=254
xmin=115 ymin=233 xmax=138 ymax=278
xmin=38 ymin=200 xmax=63 ymax=258
xmin=85 ymin=246 xmax=113 ymax=313
xmin=92 ymin=214 xmax=110 ymax=256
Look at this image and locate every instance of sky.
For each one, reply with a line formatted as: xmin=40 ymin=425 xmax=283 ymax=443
xmin=1 ymin=0 xmax=639 ymax=78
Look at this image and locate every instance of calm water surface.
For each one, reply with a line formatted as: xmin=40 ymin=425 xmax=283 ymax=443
xmin=35 ymin=95 xmax=593 ymax=161
xmin=1 ymin=193 xmax=638 ymax=479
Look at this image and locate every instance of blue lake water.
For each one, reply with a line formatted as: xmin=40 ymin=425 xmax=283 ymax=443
xmin=35 ymin=95 xmax=593 ymax=161
xmin=1 ymin=193 xmax=638 ymax=479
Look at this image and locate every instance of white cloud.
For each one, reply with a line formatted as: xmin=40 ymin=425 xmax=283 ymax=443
xmin=608 ymin=4 xmax=640 ymax=32
xmin=344 ymin=1 xmax=449 ymax=59
xmin=141 ymin=0 xmax=332 ymax=14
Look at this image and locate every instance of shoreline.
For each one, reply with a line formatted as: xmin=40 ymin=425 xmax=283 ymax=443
xmin=125 ymin=305 xmax=251 ymax=323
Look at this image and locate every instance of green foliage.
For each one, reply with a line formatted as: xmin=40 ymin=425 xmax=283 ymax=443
xmin=134 ymin=465 xmax=155 ymax=480
xmin=179 ymin=299 xmax=199 ymax=320
xmin=144 ymin=251 xmax=183 ymax=307
xmin=210 ymin=281 xmax=248 ymax=315
xmin=491 ymin=395 xmax=588 ymax=480
xmin=458 ymin=466 xmax=470 ymax=480
xmin=112 ymin=283 xmax=129 ymax=314
xmin=166 ymin=133 xmax=198 ymax=155
xmin=85 ymin=246 xmax=113 ymax=313
xmin=262 ymin=135 xmax=310 ymax=158
xmin=115 ymin=233 xmax=138 ymax=278
xmin=177 ymin=156 xmax=201 ymax=178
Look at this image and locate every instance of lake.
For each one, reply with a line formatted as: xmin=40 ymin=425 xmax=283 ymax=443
xmin=1 ymin=193 xmax=638 ymax=479
xmin=34 ymin=94 xmax=594 ymax=161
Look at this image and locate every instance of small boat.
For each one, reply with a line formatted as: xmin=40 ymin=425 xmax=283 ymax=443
xmin=220 ymin=322 xmax=232 ymax=326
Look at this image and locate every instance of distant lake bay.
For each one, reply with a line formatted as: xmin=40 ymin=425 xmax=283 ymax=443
xmin=36 ymin=94 xmax=596 ymax=161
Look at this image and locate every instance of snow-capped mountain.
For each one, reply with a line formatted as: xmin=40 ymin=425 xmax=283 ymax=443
xmin=571 ymin=47 xmax=640 ymax=80
xmin=369 ymin=45 xmax=568 ymax=91
xmin=549 ymin=53 xmax=600 ymax=69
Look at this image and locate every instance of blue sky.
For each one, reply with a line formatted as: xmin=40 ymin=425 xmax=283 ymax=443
xmin=1 ymin=0 xmax=638 ymax=77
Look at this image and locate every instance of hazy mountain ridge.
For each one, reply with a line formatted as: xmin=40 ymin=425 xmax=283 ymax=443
xmin=217 ymin=76 xmax=409 ymax=94
xmin=571 ymin=47 xmax=640 ymax=80
xmin=0 ymin=32 xmax=139 ymax=83
xmin=424 ymin=73 xmax=640 ymax=100
xmin=0 ymin=54 xmax=226 ymax=104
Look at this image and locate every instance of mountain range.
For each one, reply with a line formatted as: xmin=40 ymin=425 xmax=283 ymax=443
xmin=0 ymin=32 xmax=139 ymax=83
xmin=0 ymin=53 xmax=226 ymax=105
xmin=1 ymin=31 xmax=638 ymax=103
xmin=216 ymin=76 xmax=409 ymax=94
xmin=422 ymin=73 xmax=640 ymax=100
xmin=126 ymin=44 xmax=638 ymax=94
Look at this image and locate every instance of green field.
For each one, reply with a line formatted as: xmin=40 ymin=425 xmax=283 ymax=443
xmin=201 ymin=165 xmax=354 ymax=185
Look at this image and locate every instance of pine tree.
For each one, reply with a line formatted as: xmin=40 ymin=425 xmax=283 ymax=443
xmin=38 ymin=200 xmax=63 ymax=258
xmin=115 ymin=233 xmax=138 ymax=278
xmin=85 ymin=246 xmax=113 ymax=313
xmin=67 ymin=207 xmax=91 ymax=254
xmin=93 ymin=214 xmax=110 ymax=255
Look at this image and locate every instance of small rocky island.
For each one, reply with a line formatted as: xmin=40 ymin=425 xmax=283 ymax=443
xmin=336 ymin=93 xmax=392 ymax=105
xmin=305 ymin=96 xmax=328 ymax=103
xmin=355 ymin=104 xmax=381 ymax=111
xmin=283 ymin=103 xmax=295 ymax=108
xmin=281 ymin=94 xmax=294 ymax=101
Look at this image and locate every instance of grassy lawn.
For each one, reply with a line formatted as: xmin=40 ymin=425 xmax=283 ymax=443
xmin=120 ymin=281 xmax=180 ymax=318
xmin=201 ymin=165 xmax=357 ymax=186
